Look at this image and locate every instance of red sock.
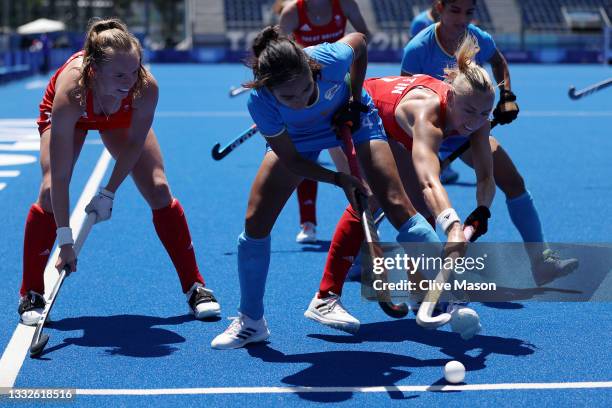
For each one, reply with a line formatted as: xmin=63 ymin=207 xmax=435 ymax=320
xmin=297 ymin=179 xmax=317 ymax=225
xmin=21 ymin=204 xmax=56 ymax=297
xmin=152 ymin=199 xmax=204 ymax=293
xmin=319 ymin=205 xmax=364 ymax=297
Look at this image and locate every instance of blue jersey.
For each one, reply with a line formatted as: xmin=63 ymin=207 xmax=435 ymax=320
xmin=401 ymin=23 xmax=496 ymax=79
xmin=248 ymin=42 xmax=353 ymax=152
xmin=410 ymin=10 xmax=434 ymax=38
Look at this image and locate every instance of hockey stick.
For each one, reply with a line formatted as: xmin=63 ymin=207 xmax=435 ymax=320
xmin=211 ymin=125 xmax=259 ymax=161
xmin=415 ymin=226 xmax=474 ymax=328
xmin=568 ymin=78 xmax=612 ymax=100
xmin=29 ymin=212 xmax=96 ymax=358
xmin=229 ymin=85 xmax=249 ymax=98
xmin=339 ymin=125 xmax=410 ymax=318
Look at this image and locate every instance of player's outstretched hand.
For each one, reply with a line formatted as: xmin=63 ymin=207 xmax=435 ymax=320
xmin=335 ymin=172 xmax=369 ymax=211
xmin=56 ymin=245 xmax=77 ymax=273
xmin=463 ymin=206 xmax=491 ymax=242
xmin=85 ymin=188 xmax=114 ymax=224
xmin=493 ymin=89 xmax=519 ymax=125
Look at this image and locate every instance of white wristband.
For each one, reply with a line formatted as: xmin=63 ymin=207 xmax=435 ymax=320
xmin=56 ymin=227 xmax=74 ymax=247
xmin=436 ymin=208 xmax=461 ymax=234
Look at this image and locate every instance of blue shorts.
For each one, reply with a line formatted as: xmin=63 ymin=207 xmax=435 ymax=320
xmin=438 ymin=135 xmax=468 ymax=162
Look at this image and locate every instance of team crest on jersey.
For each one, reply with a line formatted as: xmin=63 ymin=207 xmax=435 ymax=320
xmin=300 ymin=23 xmax=311 ymax=32
xmin=325 ymin=84 xmax=341 ymax=100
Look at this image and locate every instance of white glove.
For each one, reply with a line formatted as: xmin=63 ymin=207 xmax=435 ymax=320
xmin=450 ymin=305 xmax=481 ymax=340
xmin=85 ymin=188 xmax=114 ymax=224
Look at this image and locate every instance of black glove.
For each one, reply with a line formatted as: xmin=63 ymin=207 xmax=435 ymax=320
xmin=493 ymin=89 xmax=519 ymax=125
xmin=464 ymin=206 xmax=491 ymax=242
xmin=333 ymin=98 xmax=369 ymax=133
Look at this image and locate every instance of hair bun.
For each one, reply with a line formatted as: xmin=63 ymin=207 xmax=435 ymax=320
xmin=88 ymin=17 xmax=126 ymax=35
xmin=252 ymin=25 xmax=281 ymax=57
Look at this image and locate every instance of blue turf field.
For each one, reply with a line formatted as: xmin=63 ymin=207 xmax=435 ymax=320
xmin=0 ymin=63 xmax=610 ymax=406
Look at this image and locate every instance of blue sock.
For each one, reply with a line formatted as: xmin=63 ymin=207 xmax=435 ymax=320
xmin=506 ymin=191 xmax=544 ymax=243
xmin=396 ymin=213 xmax=440 ymax=243
xmin=237 ymin=231 xmax=271 ymax=320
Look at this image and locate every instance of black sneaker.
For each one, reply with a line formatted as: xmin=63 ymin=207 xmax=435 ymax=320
xmin=186 ymin=284 xmax=221 ymax=319
xmin=18 ymin=291 xmax=45 ymax=326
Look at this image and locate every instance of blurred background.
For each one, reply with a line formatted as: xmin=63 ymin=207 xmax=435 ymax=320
xmin=0 ymin=0 xmax=610 ymax=82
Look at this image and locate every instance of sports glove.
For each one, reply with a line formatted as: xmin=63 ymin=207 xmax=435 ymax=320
xmin=493 ymin=89 xmax=519 ymax=125
xmin=463 ymin=206 xmax=491 ymax=242
xmin=85 ymin=188 xmax=114 ymax=224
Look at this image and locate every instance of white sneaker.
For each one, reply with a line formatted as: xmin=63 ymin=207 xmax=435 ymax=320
xmin=18 ymin=291 xmax=45 ymax=326
xmin=211 ymin=313 xmax=270 ymax=350
xmin=304 ymin=292 xmax=360 ymax=334
xmin=296 ymin=222 xmax=317 ymax=243
xmin=186 ymin=283 xmax=221 ymax=319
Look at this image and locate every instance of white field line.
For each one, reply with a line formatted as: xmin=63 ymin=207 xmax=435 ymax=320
xmin=51 ymin=381 xmax=612 ymax=396
xmin=0 ymin=149 xmax=112 ymax=388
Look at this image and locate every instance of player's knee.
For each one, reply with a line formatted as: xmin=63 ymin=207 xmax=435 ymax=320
xmin=499 ymin=173 xmax=526 ymax=199
xmin=147 ymin=180 xmax=172 ymax=209
xmin=380 ymin=190 xmax=412 ymax=225
xmin=37 ymin=182 xmax=52 ymax=212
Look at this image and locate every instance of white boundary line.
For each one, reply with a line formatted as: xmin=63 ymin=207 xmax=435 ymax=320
xmin=0 ymin=149 xmax=112 ymax=388
xmin=63 ymin=381 xmax=611 ymax=395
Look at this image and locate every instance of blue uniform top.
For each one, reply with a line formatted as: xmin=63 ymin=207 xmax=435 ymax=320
xmin=410 ymin=10 xmax=434 ymax=38
xmin=401 ymin=23 xmax=496 ymax=80
xmin=247 ymin=42 xmax=354 ymax=152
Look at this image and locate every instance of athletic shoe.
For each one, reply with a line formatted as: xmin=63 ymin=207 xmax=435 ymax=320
xmin=211 ymin=313 xmax=270 ymax=350
xmin=304 ymin=292 xmax=360 ymax=334
xmin=296 ymin=222 xmax=317 ymax=243
xmin=532 ymin=249 xmax=579 ymax=286
xmin=440 ymin=165 xmax=459 ymax=184
xmin=186 ymin=283 xmax=221 ymax=319
xmin=18 ymin=291 xmax=45 ymax=326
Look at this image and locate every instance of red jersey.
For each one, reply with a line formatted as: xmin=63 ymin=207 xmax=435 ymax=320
xmin=37 ymin=51 xmax=134 ymax=135
xmin=293 ymin=0 xmax=347 ymax=47
xmin=364 ymin=75 xmax=451 ymax=150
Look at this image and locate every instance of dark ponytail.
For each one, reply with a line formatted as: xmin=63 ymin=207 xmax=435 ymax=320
xmin=244 ymin=25 xmax=321 ymax=90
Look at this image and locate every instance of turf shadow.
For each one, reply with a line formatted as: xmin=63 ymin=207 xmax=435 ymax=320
xmin=246 ymin=342 xmax=442 ymax=403
xmin=38 ymin=314 xmax=193 ymax=358
xmin=308 ymin=318 xmax=536 ymax=372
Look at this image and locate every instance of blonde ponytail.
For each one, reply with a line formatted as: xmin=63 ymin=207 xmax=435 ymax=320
xmin=444 ymin=34 xmax=494 ymax=96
